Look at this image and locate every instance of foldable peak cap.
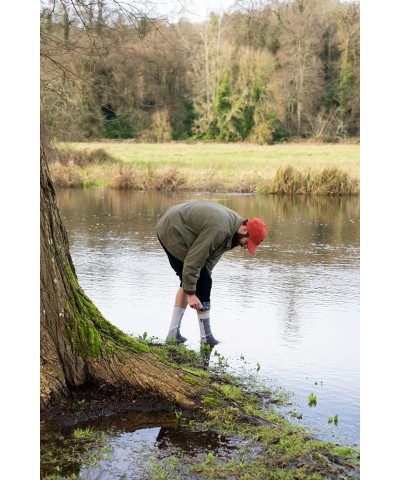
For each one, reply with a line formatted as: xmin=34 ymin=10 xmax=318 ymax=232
xmin=246 ymin=217 xmax=267 ymax=255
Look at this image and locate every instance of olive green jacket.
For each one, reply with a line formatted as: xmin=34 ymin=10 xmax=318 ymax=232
xmin=156 ymin=201 xmax=243 ymax=293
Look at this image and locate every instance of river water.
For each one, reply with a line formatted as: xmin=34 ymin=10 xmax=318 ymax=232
xmin=55 ymin=188 xmax=360 ymax=449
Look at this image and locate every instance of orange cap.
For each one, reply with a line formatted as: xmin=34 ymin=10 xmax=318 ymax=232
xmin=246 ymin=217 xmax=267 ymax=255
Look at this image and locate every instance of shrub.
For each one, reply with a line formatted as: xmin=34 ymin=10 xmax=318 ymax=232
xmin=272 ymin=166 xmax=358 ymax=195
xmin=53 ymin=147 xmax=120 ymax=167
xmin=272 ymin=166 xmax=303 ymax=194
xmin=48 ymin=161 xmax=83 ymax=187
xmin=143 ymin=167 xmax=186 ymax=191
xmin=103 ymin=115 xmax=133 ymax=139
xmin=109 ymin=167 xmax=137 ymax=189
xmin=140 ymin=110 xmax=172 ymax=142
xmin=312 ymin=167 xmax=353 ymax=195
xmin=250 ymin=122 xmax=274 ymax=145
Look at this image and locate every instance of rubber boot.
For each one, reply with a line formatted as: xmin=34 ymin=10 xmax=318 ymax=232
xmin=198 ymin=313 xmax=220 ymax=346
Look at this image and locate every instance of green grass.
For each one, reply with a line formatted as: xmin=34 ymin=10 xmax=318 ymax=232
xmin=53 ymin=141 xmax=360 ymax=194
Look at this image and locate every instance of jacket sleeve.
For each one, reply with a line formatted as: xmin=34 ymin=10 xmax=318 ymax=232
xmin=182 ymin=225 xmax=227 ymax=293
xmin=205 ymin=253 xmax=223 ymax=274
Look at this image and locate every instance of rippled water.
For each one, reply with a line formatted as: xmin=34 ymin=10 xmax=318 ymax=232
xmin=55 ymin=189 xmax=360 ymax=447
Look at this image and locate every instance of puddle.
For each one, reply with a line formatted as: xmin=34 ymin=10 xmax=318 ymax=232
xmin=41 ymin=409 xmax=234 ymax=479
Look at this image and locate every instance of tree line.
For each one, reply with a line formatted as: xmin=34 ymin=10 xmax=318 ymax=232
xmin=40 ymin=0 xmax=359 ymax=144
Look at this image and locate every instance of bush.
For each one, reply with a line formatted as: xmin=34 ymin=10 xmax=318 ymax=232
xmin=272 ymin=166 xmax=303 ymax=194
xmin=103 ymin=115 xmax=133 ymax=139
xmin=54 ymin=148 xmax=120 ymax=167
xmin=140 ymin=110 xmax=172 ymax=142
xmin=250 ymin=122 xmax=274 ymax=144
xmin=109 ymin=167 xmax=137 ymax=189
xmin=48 ymin=162 xmax=83 ymax=187
xmin=272 ymin=166 xmax=358 ymax=195
xmin=312 ymin=167 xmax=353 ymax=195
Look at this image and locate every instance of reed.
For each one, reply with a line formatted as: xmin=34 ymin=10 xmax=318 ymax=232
xmin=271 ymin=165 xmax=358 ymax=195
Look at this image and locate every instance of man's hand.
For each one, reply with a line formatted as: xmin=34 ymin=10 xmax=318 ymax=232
xmin=187 ymin=294 xmax=202 ymax=310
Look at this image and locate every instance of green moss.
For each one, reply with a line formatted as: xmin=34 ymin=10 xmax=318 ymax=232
xmin=181 ymin=367 xmax=211 ymax=379
xmin=183 ymin=375 xmax=199 ymax=385
xmin=332 ymin=445 xmax=360 ymax=463
xmin=150 ymin=343 xmax=204 ymax=368
xmin=219 ymin=384 xmax=244 ymax=401
xmin=218 ymin=372 xmax=240 ymax=384
xmin=202 ymin=397 xmax=221 ymax=407
xmin=63 ymin=263 xmax=149 ymax=359
xmin=72 ymin=427 xmax=96 ymax=440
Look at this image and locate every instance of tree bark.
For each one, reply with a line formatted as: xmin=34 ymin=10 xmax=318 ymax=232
xmin=40 ymin=136 xmax=203 ymax=410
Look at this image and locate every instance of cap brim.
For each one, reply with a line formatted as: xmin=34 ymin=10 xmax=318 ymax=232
xmin=247 ymin=239 xmax=257 ymax=255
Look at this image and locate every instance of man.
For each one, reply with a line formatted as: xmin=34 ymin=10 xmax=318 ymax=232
xmin=156 ymin=200 xmax=267 ymax=345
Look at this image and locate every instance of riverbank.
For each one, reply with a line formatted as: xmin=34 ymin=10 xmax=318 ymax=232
xmin=41 ymin=343 xmax=360 ymax=479
xmin=49 ymin=141 xmax=360 ymax=195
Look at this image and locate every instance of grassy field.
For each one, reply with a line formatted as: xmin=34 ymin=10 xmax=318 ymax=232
xmin=54 ymin=141 xmax=360 ymax=194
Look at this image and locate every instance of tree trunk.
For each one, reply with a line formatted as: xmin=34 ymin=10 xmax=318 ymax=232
xmin=40 ymin=137 xmax=202 ymax=410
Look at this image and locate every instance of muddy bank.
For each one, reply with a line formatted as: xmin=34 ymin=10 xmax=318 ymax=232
xmin=41 ymin=379 xmax=360 ymax=480
xmin=41 ymin=384 xmax=175 ymax=427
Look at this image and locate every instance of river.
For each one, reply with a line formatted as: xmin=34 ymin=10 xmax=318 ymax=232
xmin=55 ymin=188 xmax=360 ymax=449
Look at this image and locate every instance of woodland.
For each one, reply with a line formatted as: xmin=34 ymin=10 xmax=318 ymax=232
xmin=41 ymin=0 xmax=360 ymax=144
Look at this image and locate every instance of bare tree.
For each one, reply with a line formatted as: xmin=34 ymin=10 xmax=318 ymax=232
xmin=274 ymin=0 xmax=326 ymax=136
xmin=336 ymin=1 xmax=360 ymax=133
xmin=190 ymin=13 xmax=233 ymax=137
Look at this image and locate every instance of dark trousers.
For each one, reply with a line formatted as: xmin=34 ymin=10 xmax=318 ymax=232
xmin=159 ymin=238 xmax=212 ymax=308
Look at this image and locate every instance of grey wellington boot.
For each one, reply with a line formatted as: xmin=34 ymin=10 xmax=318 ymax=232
xmin=166 ymin=329 xmax=187 ymax=344
xmin=198 ymin=316 xmax=220 ymax=346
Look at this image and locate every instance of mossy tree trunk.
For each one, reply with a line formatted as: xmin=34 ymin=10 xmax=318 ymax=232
xmin=40 ymin=137 xmax=202 ymax=410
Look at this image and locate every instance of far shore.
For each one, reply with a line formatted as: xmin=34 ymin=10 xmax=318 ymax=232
xmin=50 ymin=140 xmax=360 ymax=195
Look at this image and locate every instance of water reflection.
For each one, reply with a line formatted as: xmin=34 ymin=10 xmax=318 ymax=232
xmin=282 ymin=274 xmax=301 ymax=345
xmin=55 ymin=189 xmax=359 ymax=447
xmin=41 ymin=409 xmax=232 ymax=479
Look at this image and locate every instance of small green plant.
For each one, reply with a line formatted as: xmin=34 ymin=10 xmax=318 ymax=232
xmin=175 ymin=410 xmax=183 ymax=422
xmin=212 ymin=350 xmax=229 ymax=370
xmin=200 ymin=342 xmax=211 ymax=353
xmin=308 ymin=393 xmax=317 ymax=407
xmin=139 ymin=331 xmax=148 ymax=342
xmin=137 ymin=332 xmax=160 ymax=345
xmin=256 ymin=362 xmax=261 ymax=372
xmin=205 ymin=452 xmax=214 ymax=464
xmin=72 ymin=427 xmax=96 ymax=440
xmin=328 ymin=414 xmax=339 ymax=425
xmin=202 ymin=397 xmax=221 ymax=407
xmin=290 ymin=411 xmax=303 ymax=420
xmin=220 ymin=384 xmax=243 ymax=401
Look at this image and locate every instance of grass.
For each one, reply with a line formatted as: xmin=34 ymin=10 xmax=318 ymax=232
xmin=51 ymin=140 xmax=360 ymax=195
